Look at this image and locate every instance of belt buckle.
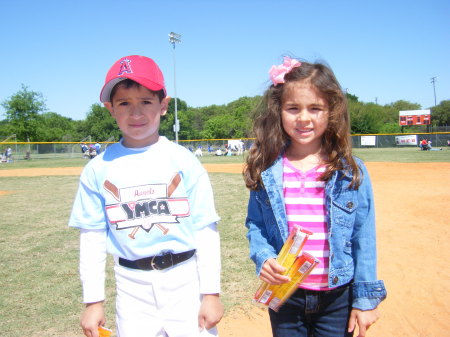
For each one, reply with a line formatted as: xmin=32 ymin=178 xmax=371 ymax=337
xmin=150 ymin=255 xmax=162 ymax=270
xmin=151 ymin=252 xmax=174 ymax=270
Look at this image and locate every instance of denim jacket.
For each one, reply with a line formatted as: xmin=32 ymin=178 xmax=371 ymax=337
xmin=245 ymin=156 xmax=387 ymax=310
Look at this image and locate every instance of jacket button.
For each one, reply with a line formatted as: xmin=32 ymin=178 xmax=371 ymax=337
xmin=346 ymin=201 xmax=354 ymax=209
xmin=332 ymin=276 xmax=339 ymax=284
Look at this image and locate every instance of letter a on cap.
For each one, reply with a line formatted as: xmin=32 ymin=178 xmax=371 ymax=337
xmin=118 ymin=58 xmax=133 ymax=76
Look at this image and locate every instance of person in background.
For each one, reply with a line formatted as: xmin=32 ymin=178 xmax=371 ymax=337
xmin=5 ymin=147 xmax=12 ymax=162
xmin=94 ymin=142 xmax=101 ymax=154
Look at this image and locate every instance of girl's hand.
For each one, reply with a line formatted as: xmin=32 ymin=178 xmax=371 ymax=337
xmin=259 ymin=258 xmax=290 ymax=285
xmin=80 ymin=301 xmax=106 ymax=337
xmin=348 ymin=308 xmax=380 ymax=337
xmin=198 ymin=294 xmax=224 ymax=330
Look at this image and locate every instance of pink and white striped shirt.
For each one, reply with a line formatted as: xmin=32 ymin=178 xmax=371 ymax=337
xmin=283 ymin=156 xmax=333 ymax=290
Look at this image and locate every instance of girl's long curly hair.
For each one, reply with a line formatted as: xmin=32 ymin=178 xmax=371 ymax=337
xmin=243 ymin=60 xmax=360 ymax=190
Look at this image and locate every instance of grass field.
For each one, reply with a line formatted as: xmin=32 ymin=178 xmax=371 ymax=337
xmin=353 ymin=147 xmax=450 ymax=162
xmin=0 ymin=173 xmax=252 ymax=337
xmin=1 ymin=146 xmax=449 ymax=171
xmin=0 ymin=147 xmax=449 ymax=336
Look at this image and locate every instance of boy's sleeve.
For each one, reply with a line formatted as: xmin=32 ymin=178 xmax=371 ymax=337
xmin=69 ymin=166 xmax=107 ymax=230
xmin=185 ymin=168 xmax=220 ymax=230
xmin=80 ymin=228 xmax=107 ymax=303
xmin=195 ymin=223 xmax=221 ymax=294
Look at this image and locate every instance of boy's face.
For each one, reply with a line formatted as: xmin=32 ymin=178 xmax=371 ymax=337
xmin=104 ymin=85 xmax=170 ymax=148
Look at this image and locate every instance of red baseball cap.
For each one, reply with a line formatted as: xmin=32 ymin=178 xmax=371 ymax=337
xmin=100 ymin=55 xmax=166 ymax=102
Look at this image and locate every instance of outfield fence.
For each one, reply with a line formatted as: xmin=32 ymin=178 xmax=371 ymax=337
xmin=1 ymin=132 xmax=450 ymax=162
xmin=351 ymin=132 xmax=450 ymax=148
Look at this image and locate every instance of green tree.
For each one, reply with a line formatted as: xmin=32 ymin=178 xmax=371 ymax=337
xmin=35 ymin=112 xmax=79 ymax=142
xmin=431 ymin=100 xmax=450 ymax=126
xmin=166 ymin=96 xmax=261 ymax=140
xmin=160 ymin=111 xmax=175 ymax=139
xmin=160 ymin=98 xmax=189 ymax=140
xmin=79 ymin=103 xmax=120 ymax=142
xmin=384 ymin=100 xmax=421 ymax=125
xmin=350 ymin=102 xmax=385 ymax=134
xmin=226 ymin=96 xmax=260 ymax=138
xmin=0 ymin=120 xmax=15 ymax=140
xmin=1 ymin=85 xmax=46 ymax=141
xmin=177 ymin=108 xmax=204 ymax=140
xmin=168 ymin=97 xmax=188 ymax=113
xmin=378 ymin=122 xmax=402 ymax=134
xmin=387 ymin=100 xmax=421 ymax=112
xmin=346 ymin=93 xmax=359 ymax=103
xmin=196 ymin=104 xmax=228 ymax=121
xmin=200 ymin=114 xmax=233 ymax=139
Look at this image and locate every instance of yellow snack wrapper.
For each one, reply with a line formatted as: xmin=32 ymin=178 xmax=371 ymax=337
xmin=266 ymin=252 xmax=320 ymax=311
xmin=98 ymin=326 xmax=112 ymax=337
xmin=253 ymin=227 xmax=313 ymax=304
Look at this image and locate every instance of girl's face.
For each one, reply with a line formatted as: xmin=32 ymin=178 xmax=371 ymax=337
xmin=104 ymin=85 xmax=169 ymax=148
xmin=281 ymin=81 xmax=329 ymax=154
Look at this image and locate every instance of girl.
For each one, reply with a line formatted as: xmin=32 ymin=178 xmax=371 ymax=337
xmin=243 ymin=57 xmax=386 ymax=337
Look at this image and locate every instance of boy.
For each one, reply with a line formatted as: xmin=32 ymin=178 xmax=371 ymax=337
xmin=69 ymin=55 xmax=223 ymax=337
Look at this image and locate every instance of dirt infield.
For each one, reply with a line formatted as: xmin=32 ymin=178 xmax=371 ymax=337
xmin=219 ymin=162 xmax=450 ymax=337
xmin=0 ymin=164 xmax=243 ymax=177
xmin=1 ymin=162 xmax=449 ymax=336
xmin=0 ymin=167 xmax=85 ymax=177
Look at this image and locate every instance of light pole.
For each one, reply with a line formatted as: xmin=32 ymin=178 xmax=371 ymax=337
xmin=430 ymin=77 xmax=437 ymax=106
xmin=169 ymin=32 xmax=181 ymax=143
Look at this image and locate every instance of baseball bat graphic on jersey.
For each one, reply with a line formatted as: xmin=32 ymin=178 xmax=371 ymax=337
xmin=104 ymin=179 xmax=121 ymax=202
xmin=127 ymin=172 xmax=182 ymax=238
xmin=104 ymin=180 xmax=171 ymax=237
xmin=103 ymin=172 xmax=184 ymax=239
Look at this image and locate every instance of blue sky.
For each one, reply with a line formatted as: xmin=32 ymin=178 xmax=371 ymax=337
xmin=1 ymin=0 xmax=449 ymax=121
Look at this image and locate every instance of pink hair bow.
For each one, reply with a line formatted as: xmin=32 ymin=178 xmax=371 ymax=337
xmin=268 ymin=56 xmax=301 ymax=86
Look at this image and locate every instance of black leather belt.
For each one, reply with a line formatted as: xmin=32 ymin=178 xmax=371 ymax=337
xmin=119 ymin=249 xmax=196 ymax=271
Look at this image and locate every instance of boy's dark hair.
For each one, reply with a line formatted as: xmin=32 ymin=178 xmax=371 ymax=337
xmin=109 ymin=79 xmax=166 ymax=104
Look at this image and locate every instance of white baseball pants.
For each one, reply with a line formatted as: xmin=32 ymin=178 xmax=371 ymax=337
xmin=114 ymin=257 xmax=218 ymax=337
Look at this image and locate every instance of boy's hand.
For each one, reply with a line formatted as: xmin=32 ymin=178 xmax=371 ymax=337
xmin=80 ymin=301 xmax=106 ymax=337
xmin=348 ymin=308 xmax=380 ymax=337
xmin=198 ymin=294 xmax=224 ymax=331
xmin=259 ymin=258 xmax=290 ymax=285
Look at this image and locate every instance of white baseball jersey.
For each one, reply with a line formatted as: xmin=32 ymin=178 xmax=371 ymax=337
xmin=69 ymin=136 xmax=220 ymax=260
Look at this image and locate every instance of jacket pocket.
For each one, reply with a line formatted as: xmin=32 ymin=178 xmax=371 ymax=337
xmin=332 ymin=194 xmax=358 ymax=228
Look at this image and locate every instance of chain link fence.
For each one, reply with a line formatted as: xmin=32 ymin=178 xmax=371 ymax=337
xmin=351 ymin=133 xmax=450 ymax=148
xmin=0 ymin=142 xmax=113 ymax=161
xmin=1 ymin=132 xmax=450 ymax=162
xmin=179 ymin=133 xmax=450 ymax=152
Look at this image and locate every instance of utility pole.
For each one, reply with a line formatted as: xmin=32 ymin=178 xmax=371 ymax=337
xmin=169 ymin=32 xmax=181 ymax=143
xmin=431 ymin=77 xmax=437 ymax=106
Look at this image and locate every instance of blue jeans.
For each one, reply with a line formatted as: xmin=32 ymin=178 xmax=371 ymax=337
xmin=269 ymin=284 xmax=353 ymax=337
